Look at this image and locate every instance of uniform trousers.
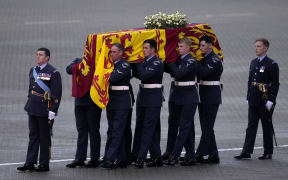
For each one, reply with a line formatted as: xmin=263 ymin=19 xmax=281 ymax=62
xmin=137 ymin=106 xmax=162 ymax=159
xmin=74 ymin=105 xmax=101 ymax=160
xmin=165 ymin=102 xmax=178 ymax=154
xmin=125 ymin=109 xmax=133 ymax=159
xmin=26 ymin=115 xmax=51 ymax=165
xmin=243 ymin=105 xmax=274 ymax=154
xmin=106 ymin=108 xmax=130 ymax=161
xmin=173 ymin=104 xmax=197 ymax=158
xmin=196 ymin=104 xmax=219 ymax=156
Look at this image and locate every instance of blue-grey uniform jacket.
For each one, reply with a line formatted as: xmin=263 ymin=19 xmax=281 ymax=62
xmin=167 ymin=54 xmax=199 ymax=105
xmin=24 ymin=63 xmax=62 ymax=116
xmin=107 ymin=59 xmax=133 ymax=110
xmin=198 ymin=51 xmax=223 ymax=104
xmin=134 ymin=55 xmax=164 ymax=107
xmin=247 ymin=56 xmax=279 ymax=106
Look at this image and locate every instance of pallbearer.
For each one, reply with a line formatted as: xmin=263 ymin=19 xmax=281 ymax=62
xmin=195 ymin=36 xmax=223 ymax=164
xmin=102 ymin=43 xmax=133 ymax=169
xmin=164 ymin=38 xmax=199 ymax=166
xmin=133 ymin=39 xmax=164 ymax=169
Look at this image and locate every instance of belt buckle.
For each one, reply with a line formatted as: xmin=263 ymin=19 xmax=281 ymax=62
xmin=43 ymin=92 xmax=50 ymax=101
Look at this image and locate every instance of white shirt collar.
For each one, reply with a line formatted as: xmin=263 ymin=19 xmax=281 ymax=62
xmin=204 ymin=50 xmax=212 ymax=57
xmin=181 ymin=53 xmax=189 ymax=60
xmin=146 ymin=55 xmax=156 ymax=62
xmin=39 ymin=63 xmax=47 ymax=70
xmin=258 ymin=55 xmax=266 ymax=62
xmin=114 ymin=59 xmax=121 ymax=64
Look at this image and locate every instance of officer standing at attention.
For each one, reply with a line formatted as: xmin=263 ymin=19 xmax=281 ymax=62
xmin=101 ymin=43 xmax=133 ymax=169
xmin=195 ymin=36 xmax=223 ymax=164
xmin=234 ymin=38 xmax=279 ymax=160
xmin=65 ymin=58 xmax=102 ymax=168
xmin=164 ymin=37 xmax=199 ymax=166
xmin=133 ymin=39 xmax=164 ymax=168
xmin=17 ymin=48 xmax=62 ymax=172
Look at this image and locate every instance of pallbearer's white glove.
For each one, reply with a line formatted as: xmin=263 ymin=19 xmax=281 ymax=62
xmin=265 ymin=101 xmax=273 ymax=111
xmin=48 ymin=111 xmax=56 ymax=120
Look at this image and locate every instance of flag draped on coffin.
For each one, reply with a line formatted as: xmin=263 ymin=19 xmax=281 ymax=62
xmin=72 ymin=23 xmax=223 ymax=109
xmin=72 ymin=34 xmax=97 ymax=98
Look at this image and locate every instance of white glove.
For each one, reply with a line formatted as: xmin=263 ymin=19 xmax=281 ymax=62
xmin=265 ymin=101 xmax=273 ymax=111
xmin=48 ymin=111 xmax=56 ymax=120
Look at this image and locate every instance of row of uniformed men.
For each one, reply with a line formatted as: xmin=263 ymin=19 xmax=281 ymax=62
xmin=64 ymin=36 xmax=223 ymax=169
xmin=16 ymin=36 xmax=223 ymax=171
xmin=17 ymin=37 xmax=279 ymax=172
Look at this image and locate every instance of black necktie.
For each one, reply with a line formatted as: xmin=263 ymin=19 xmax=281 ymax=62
xmin=257 ymin=58 xmax=261 ymax=68
xmin=36 ymin=66 xmax=40 ymax=73
xmin=143 ymin=60 xmax=148 ymax=67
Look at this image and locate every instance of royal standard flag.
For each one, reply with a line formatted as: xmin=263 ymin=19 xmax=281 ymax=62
xmin=164 ymin=24 xmax=223 ymax=62
xmin=73 ymin=23 xmax=223 ymax=109
xmin=90 ymin=29 xmax=166 ymax=109
xmin=72 ymin=34 xmax=97 ymax=98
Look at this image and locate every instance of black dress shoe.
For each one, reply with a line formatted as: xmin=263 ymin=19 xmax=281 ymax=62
xmin=17 ymin=163 xmax=35 ymax=171
xmin=180 ymin=157 xmax=197 ymax=166
xmin=98 ymin=157 xmax=105 ymax=165
xmin=179 ymin=156 xmax=185 ymax=162
xmin=145 ymin=157 xmax=153 ymax=163
xmin=128 ymin=155 xmax=137 ymax=165
xmin=234 ymin=153 xmax=251 ymax=160
xmin=35 ymin=164 xmax=49 ymax=172
xmin=85 ymin=159 xmax=99 ymax=168
xmin=195 ymin=154 xmax=205 ymax=164
xmin=165 ymin=155 xmax=178 ymax=166
xmin=258 ymin=154 xmax=272 ymax=160
xmin=113 ymin=160 xmax=127 ymax=168
xmin=208 ymin=155 xmax=220 ymax=164
xmin=161 ymin=152 xmax=171 ymax=161
xmin=134 ymin=158 xmax=144 ymax=169
xmin=146 ymin=158 xmax=163 ymax=167
xmin=66 ymin=159 xmax=85 ymax=168
xmin=101 ymin=160 xmax=114 ymax=169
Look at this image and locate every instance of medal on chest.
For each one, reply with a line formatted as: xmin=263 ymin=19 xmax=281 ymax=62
xmin=37 ymin=73 xmax=51 ymax=80
xmin=259 ymin=66 xmax=265 ymax=73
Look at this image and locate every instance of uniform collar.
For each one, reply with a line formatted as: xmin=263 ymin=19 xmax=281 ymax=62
xmin=114 ymin=59 xmax=121 ymax=65
xmin=39 ymin=63 xmax=47 ymax=70
xmin=181 ymin=53 xmax=190 ymax=60
xmin=258 ymin=55 xmax=266 ymax=62
xmin=204 ymin=50 xmax=213 ymax=57
xmin=145 ymin=55 xmax=155 ymax=62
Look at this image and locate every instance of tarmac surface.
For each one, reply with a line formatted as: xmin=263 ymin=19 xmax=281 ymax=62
xmin=0 ymin=0 xmax=288 ymax=179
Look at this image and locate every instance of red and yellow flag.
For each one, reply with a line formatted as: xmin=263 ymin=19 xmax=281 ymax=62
xmin=72 ymin=23 xmax=223 ymax=109
xmin=72 ymin=34 xmax=97 ymax=98
xmin=165 ymin=24 xmax=223 ymax=62
xmin=90 ymin=29 xmax=166 ymax=109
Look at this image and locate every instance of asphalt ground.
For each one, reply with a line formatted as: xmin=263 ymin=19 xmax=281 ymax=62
xmin=0 ymin=0 xmax=288 ymax=179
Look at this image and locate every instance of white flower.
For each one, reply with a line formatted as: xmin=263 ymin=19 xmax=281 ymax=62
xmin=144 ymin=11 xmax=188 ymax=29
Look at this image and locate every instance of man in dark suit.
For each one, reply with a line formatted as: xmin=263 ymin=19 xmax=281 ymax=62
xmin=234 ymin=38 xmax=279 ymax=160
xmin=164 ymin=37 xmax=199 ymax=166
xmin=17 ymin=48 xmax=62 ymax=172
xmin=101 ymin=43 xmax=133 ymax=169
xmin=195 ymin=36 xmax=223 ymax=164
xmin=65 ymin=58 xmax=102 ymax=168
xmin=133 ymin=39 xmax=164 ymax=168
